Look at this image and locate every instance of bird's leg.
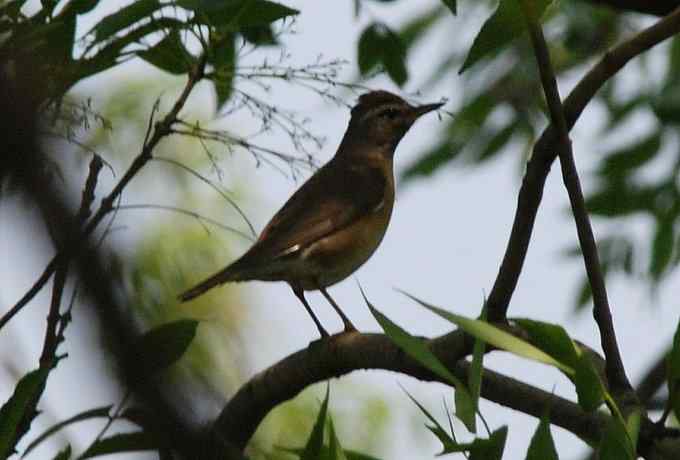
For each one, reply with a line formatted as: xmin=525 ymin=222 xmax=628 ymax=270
xmin=291 ymin=284 xmax=329 ymax=338
xmin=318 ymin=285 xmax=357 ymax=333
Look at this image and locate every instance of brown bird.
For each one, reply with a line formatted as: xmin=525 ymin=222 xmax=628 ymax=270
xmin=179 ymin=90 xmax=443 ymax=337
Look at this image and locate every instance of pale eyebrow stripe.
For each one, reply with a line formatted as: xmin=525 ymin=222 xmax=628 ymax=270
xmin=360 ymin=103 xmax=404 ymax=123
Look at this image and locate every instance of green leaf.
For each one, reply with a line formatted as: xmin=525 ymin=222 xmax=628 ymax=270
xmin=400 ymin=140 xmax=464 ymax=181
xmin=586 ymin=184 xmax=656 ymax=217
xmin=241 ymin=24 xmax=277 ymax=45
xmin=402 ymin=292 xmax=573 ymax=373
xmin=24 ymin=406 xmax=112 ymax=456
xmin=52 ymin=444 xmax=72 ymax=460
xmin=668 ymin=318 xmax=680 ymax=420
xmin=514 ymin=319 xmax=580 ymax=369
xmin=574 ymin=353 xmax=606 ymax=411
xmin=460 ymin=0 xmax=552 ymax=73
xmin=526 ymin=412 xmax=558 ymax=460
xmin=133 ymin=319 xmax=199 ymax=375
xmin=441 ymin=0 xmax=457 ymax=15
xmin=650 ymin=217 xmax=675 ymax=280
xmin=328 ymin=418 xmax=348 ymax=460
xmin=466 ymin=306 xmax=488 ymax=434
xmin=210 ymin=34 xmax=236 ymax=109
xmin=398 ymin=6 xmax=443 ymax=51
xmin=357 ymin=23 xmax=408 ymax=86
xmin=598 ymin=132 xmax=661 ymax=178
xmin=468 ymin=426 xmax=508 ymax=460
xmin=401 ymin=387 xmax=460 ymax=454
xmin=476 ymin=121 xmax=516 ymax=163
xmin=301 ymin=385 xmax=330 ymax=460
xmin=138 ymin=30 xmax=196 ymax=75
xmin=88 ymin=0 xmax=163 ymax=45
xmin=185 ymin=0 xmax=299 ymax=28
xmin=80 ymin=432 xmax=157 ymax=458
xmin=279 ymin=446 xmax=382 ymax=460
xmin=0 ymin=368 xmax=48 ymax=459
xmin=598 ymin=410 xmax=640 ymax=460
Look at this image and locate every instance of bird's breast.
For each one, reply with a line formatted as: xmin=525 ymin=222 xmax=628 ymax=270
xmin=298 ymin=179 xmax=395 ymax=290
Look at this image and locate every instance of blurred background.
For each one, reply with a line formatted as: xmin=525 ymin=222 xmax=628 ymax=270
xmin=1 ymin=0 xmax=679 ymax=459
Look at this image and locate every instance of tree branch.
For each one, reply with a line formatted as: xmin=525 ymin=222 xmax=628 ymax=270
xmin=521 ymin=0 xmax=632 ymax=398
xmin=587 ymin=0 xmax=680 ymax=16
xmin=0 ymin=52 xmax=208 ymax=331
xmin=484 ymin=6 xmax=680 ymax=323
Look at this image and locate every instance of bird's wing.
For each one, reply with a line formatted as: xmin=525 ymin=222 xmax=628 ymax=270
xmin=246 ymin=161 xmax=387 ymax=262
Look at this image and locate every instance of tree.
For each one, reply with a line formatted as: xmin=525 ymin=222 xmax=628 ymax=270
xmin=1 ymin=0 xmax=680 ymax=459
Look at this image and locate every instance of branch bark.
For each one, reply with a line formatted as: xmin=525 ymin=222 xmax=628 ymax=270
xmin=588 ymin=0 xmax=680 ymax=16
xmin=484 ymin=6 xmax=680 ymax=323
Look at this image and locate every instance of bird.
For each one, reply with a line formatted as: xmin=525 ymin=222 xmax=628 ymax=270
xmin=178 ymin=90 xmax=443 ymax=338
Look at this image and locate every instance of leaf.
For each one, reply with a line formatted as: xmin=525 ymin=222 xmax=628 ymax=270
xmin=598 ymin=132 xmax=661 ymax=178
xmin=460 ymin=0 xmax=552 ymax=73
xmin=23 ymin=406 xmax=113 ymax=456
xmin=514 ymin=319 xmax=580 ymax=369
xmin=668 ymin=318 xmax=680 ymax=420
xmin=363 ymin=290 xmax=476 ymax=430
xmin=526 ymin=412 xmax=558 ymax=460
xmin=184 ymin=0 xmax=299 ymax=28
xmin=441 ymin=0 xmax=457 ymax=15
xmin=598 ymin=410 xmax=640 ymax=460
xmin=467 ymin=306 xmax=487 ymax=434
xmin=88 ymin=0 xmax=163 ymax=45
xmin=401 ymin=292 xmax=573 ymax=374
xmin=586 ymin=184 xmax=656 ymax=217
xmin=241 ymin=24 xmax=277 ymax=45
xmin=398 ymin=6 xmax=443 ymax=51
xmin=468 ymin=426 xmax=508 ymax=460
xmin=138 ymin=30 xmax=196 ymax=75
xmin=401 ymin=387 xmax=460 ymax=454
xmin=279 ymin=446 xmax=382 ymax=460
xmin=328 ymin=418 xmax=348 ymax=460
xmin=572 ymin=352 xmax=606 ymax=412
xmin=210 ymin=34 xmax=236 ymax=109
xmin=133 ymin=319 xmax=199 ymax=375
xmin=0 ymin=368 xmax=48 ymax=459
xmin=475 ymin=121 xmax=516 ymax=163
xmin=357 ymin=23 xmax=408 ymax=86
xmin=301 ymin=385 xmax=330 ymax=460
xmin=650 ymin=217 xmax=675 ymax=280
xmin=80 ymin=432 xmax=157 ymax=458
xmin=400 ymin=140 xmax=464 ymax=181
xmin=52 ymin=444 xmax=72 ymax=460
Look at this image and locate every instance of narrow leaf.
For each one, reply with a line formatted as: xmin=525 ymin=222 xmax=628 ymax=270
xmin=88 ymin=0 xmax=163 ymax=45
xmin=52 ymin=444 xmax=72 ymax=460
xmin=441 ymin=0 xmax=457 ymax=15
xmin=301 ymin=385 xmax=330 ymax=460
xmin=468 ymin=426 xmax=508 ymax=460
xmin=80 ymin=432 xmax=156 ymax=458
xmin=138 ymin=31 xmax=195 ymax=74
xmin=133 ymin=319 xmax=199 ymax=375
xmin=525 ymin=412 xmax=558 ymax=460
xmin=401 ymin=292 xmax=572 ymax=373
xmin=401 ymin=387 xmax=461 ymax=454
xmin=328 ymin=418 xmax=348 ymax=460
xmin=668 ymin=317 xmax=680 ymax=419
xmin=460 ymin=0 xmax=552 ymax=73
xmin=24 ymin=406 xmax=112 ymax=456
xmin=0 ymin=368 xmax=48 ymax=459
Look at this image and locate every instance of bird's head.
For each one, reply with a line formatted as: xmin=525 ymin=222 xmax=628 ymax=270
xmin=346 ymin=90 xmax=444 ymax=155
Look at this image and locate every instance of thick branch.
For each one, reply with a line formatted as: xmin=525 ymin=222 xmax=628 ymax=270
xmin=484 ymin=6 xmax=680 ymax=323
xmin=521 ymin=0 xmax=632 ymax=396
xmin=588 ymin=0 xmax=680 ymax=16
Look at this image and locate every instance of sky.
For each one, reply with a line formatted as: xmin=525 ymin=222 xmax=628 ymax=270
xmin=1 ymin=1 xmax=679 ymax=459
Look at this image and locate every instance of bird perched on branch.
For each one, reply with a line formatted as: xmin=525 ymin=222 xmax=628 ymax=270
xmin=179 ymin=90 xmax=443 ymax=338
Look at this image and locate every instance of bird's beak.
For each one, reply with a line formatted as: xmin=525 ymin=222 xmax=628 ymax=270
xmin=410 ymin=102 xmax=445 ymax=119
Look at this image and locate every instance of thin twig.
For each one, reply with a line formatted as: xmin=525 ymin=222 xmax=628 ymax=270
xmin=113 ymin=204 xmax=255 ymax=242
xmin=0 ymin=52 xmax=209 ymax=330
xmin=519 ymin=0 xmax=633 ymax=395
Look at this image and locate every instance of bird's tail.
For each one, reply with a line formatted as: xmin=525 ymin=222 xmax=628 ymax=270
xmin=178 ymin=265 xmax=245 ymax=302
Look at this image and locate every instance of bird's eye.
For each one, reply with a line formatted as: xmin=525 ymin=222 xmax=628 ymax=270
xmin=380 ymin=108 xmax=399 ymax=119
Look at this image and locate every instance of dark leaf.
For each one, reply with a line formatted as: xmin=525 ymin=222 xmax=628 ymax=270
xmin=586 ymin=184 xmax=656 ymax=217
xmin=300 ymin=385 xmax=330 ymax=460
xmin=279 ymin=446 xmax=382 ymax=460
xmin=88 ymin=0 xmax=163 ymax=45
xmin=210 ymin=34 xmax=236 ymax=109
xmin=401 ymin=388 xmax=460 ymax=454
xmin=574 ymin=277 xmax=592 ymax=311
xmin=186 ymin=0 xmax=299 ymax=28
xmin=460 ymin=0 xmax=552 ymax=73
xmin=652 ymin=92 xmax=680 ymax=124
xmin=241 ymin=24 xmax=277 ymax=45
xmin=138 ymin=30 xmax=196 ymax=74
xmin=669 ymin=318 xmax=680 ymax=420
xmin=24 ymin=406 xmax=112 ymax=456
xmin=400 ymin=141 xmax=464 ymax=181
xmin=133 ymin=319 xmax=199 ymax=375
xmin=327 ymin=417 xmax=348 ymax=460
xmin=358 ymin=24 xmax=383 ymax=75
xmin=468 ymin=426 xmax=508 ymax=460
xmin=398 ymin=6 xmax=443 ymax=51
xmin=467 ymin=306 xmax=488 ymax=434
xmin=598 ymin=410 xmax=640 ymax=460
xmin=52 ymin=444 xmax=72 ymax=460
xmin=514 ymin=319 xmax=580 ymax=369
xmin=381 ymin=27 xmax=408 ymax=86
xmin=650 ymin=217 xmax=675 ymax=280
xmin=573 ymin=353 xmax=605 ymax=411
xmin=475 ymin=121 xmax=516 ymax=163
xmin=441 ymin=0 xmax=457 ymax=15
xmin=526 ymin=412 xmax=558 ymax=460
xmin=80 ymin=432 xmax=157 ymax=458
xmin=598 ymin=132 xmax=661 ymax=178
xmin=0 ymin=368 xmax=48 ymax=459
